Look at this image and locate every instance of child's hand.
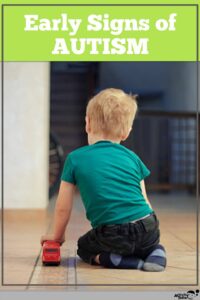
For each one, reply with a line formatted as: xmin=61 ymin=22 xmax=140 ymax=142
xmin=40 ymin=235 xmax=65 ymax=246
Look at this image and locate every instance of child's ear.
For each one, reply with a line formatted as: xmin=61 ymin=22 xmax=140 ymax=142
xmin=121 ymin=128 xmax=132 ymax=141
xmin=85 ymin=116 xmax=90 ymax=133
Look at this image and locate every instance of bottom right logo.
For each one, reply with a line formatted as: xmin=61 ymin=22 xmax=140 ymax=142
xmin=174 ymin=290 xmax=199 ymax=300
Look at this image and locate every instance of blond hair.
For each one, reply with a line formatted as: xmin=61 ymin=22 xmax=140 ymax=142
xmin=86 ymin=88 xmax=138 ymax=139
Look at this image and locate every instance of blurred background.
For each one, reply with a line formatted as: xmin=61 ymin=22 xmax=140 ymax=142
xmin=3 ymin=62 xmax=199 ymax=209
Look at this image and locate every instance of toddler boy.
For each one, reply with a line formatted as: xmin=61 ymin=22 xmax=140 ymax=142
xmin=41 ymin=88 xmax=166 ymax=271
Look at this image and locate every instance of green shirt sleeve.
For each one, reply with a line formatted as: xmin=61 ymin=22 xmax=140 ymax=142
xmin=61 ymin=154 xmax=76 ymax=185
xmin=136 ymin=155 xmax=151 ymax=181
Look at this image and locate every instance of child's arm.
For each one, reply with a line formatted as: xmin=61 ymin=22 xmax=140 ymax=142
xmin=41 ymin=180 xmax=75 ymax=245
xmin=140 ymin=180 xmax=152 ymax=209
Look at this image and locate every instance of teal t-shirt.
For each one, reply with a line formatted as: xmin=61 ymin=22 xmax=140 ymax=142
xmin=61 ymin=141 xmax=153 ymax=228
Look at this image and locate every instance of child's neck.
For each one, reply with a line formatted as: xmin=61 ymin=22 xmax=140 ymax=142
xmin=88 ymin=134 xmax=121 ymax=145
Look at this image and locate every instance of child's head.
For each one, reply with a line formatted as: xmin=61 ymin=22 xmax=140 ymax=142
xmin=86 ymin=88 xmax=138 ymax=142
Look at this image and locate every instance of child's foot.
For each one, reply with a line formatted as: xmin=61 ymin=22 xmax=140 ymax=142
xmin=98 ymin=252 xmax=144 ymax=269
xmin=143 ymin=244 xmax=166 ymax=272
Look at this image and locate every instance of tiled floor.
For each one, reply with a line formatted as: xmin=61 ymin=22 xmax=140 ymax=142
xmin=0 ymin=192 xmax=199 ymax=291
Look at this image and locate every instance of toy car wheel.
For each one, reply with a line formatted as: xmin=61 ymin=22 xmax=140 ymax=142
xmin=42 ymin=261 xmax=61 ymax=266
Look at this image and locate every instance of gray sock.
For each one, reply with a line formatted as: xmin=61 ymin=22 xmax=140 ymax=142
xmin=143 ymin=245 xmax=166 ymax=272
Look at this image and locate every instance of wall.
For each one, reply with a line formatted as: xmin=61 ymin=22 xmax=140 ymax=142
xmin=165 ymin=63 xmax=197 ymax=112
xmin=99 ymin=62 xmax=198 ymax=112
xmin=3 ymin=63 xmax=50 ymax=209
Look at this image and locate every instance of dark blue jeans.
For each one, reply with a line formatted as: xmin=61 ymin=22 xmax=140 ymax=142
xmin=77 ymin=213 xmax=160 ymax=264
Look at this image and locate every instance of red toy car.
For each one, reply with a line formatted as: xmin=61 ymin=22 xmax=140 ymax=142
xmin=42 ymin=241 xmax=61 ymax=266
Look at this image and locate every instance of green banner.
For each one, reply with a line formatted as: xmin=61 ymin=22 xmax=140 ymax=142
xmin=1 ymin=4 xmax=198 ymax=61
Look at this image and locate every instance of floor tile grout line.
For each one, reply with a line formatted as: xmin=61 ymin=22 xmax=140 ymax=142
xmin=74 ymin=250 xmax=78 ymax=289
xmin=26 ymin=218 xmax=53 ymax=289
xmin=25 ymin=248 xmax=42 ymax=290
xmin=167 ymin=265 xmax=196 ymax=271
xmin=66 ymin=249 xmax=78 ymax=289
xmin=66 ymin=249 xmax=70 ymax=287
xmin=166 ymin=230 xmax=196 ymax=251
